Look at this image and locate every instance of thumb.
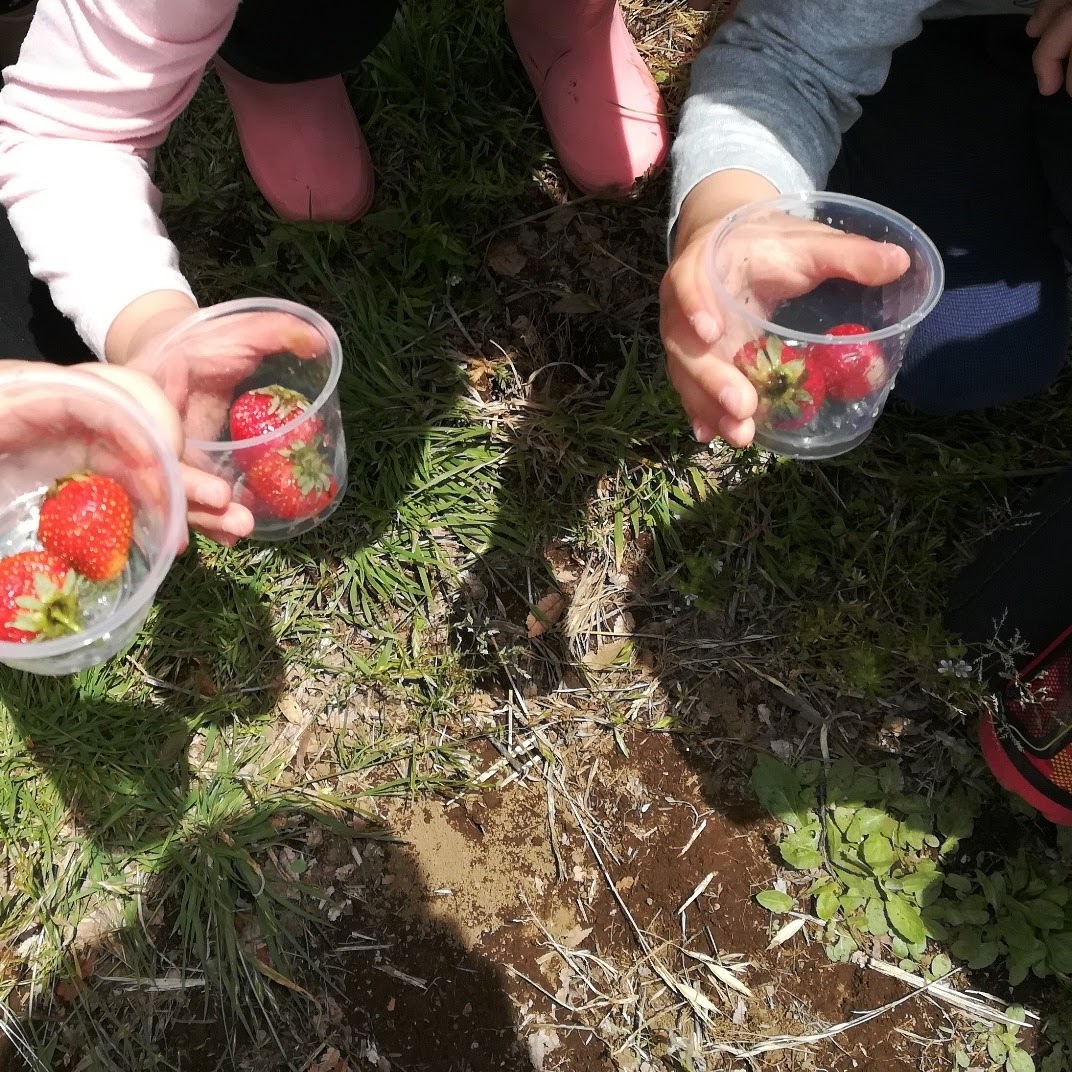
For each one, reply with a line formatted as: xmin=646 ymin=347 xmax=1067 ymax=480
xmin=806 ymin=231 xmax=912 ymax=287
xmin=79 ymin=364 xmax=184 ymax=457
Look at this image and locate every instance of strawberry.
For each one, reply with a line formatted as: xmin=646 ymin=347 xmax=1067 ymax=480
xmin=38 ymin=472 xmax=134 ymax=583
xmin=229 ymin=385 xmax=320 ymax=470
xmin=807 ymin=323 xmax=885 ymax=403
xmin=244 ymin=443 xmax=339 ymax=522
xmin=0 ymin=551 xmax=83 ymax=643
xmin=734 ymin=335 xmax=826 ymax=430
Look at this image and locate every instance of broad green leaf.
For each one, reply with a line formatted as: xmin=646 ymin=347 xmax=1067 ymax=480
xmin=899 ymin=870 xmax=942 ymax=896
xmin=965 ymin=941 xmax=1001 ymax=970
xmin=988 ymin=1036 xmax=1008 ymax=1063
xmin=1045 ymin=930 xmax=1072 ymax=973
xmin=840 ymin=895 xmax=866 ymax=916
xmin=780 ymin=832 xmax=824 ymax=870
xmin=756 ymin=890 xmax=794 ymax=914
xmin=922 ymin=913 xmax=948 ymax=942
xmin=808 ymin=877 xmax=837 ymax=896
xmin=1007 ymin=1049 xmax=1035 ymax=1072
xmin=953 ymin=896 xmax=993 ymax=927
xmin=998 ymin=913 xmax=1038 ymax=950
xmin=862 ymin=833 xmax=896 ymax=872
xmin=815 ymin=889 xmax=840 ymax=921
xmin=825 ymin=933 xmax=857 ymax=963
xmin=832 ymin=805 xmax=856 ymax=834
xmin=944 ymin=873 xmax=973 ymax=894
xmin=929 ymin=953 xmax=952 ymax=979
xmin=938 ymin=792 xmax=977 ymax=843
xmin=751 ymin=756 xmax=807 ymax=826
xmin=1025 ymin=898 xmax=1065 ymax=931
xmin=843 ymin=875 xmax=881 ymax=901
xmin=1005 ymin=1005 xmax=1028 ymax=1027
xmin=878 ymin=763 xmax=903 ymax=796
xmin=845 ymin=807 xmax=888 ymax=844
xmin=899 ymin=823 xmax=926 ymax=851
xmin=864 ymin=898 xmax=888 ymax=936
xmin=826 ymin=757 xmax=859 ymax=801
xmin=886 ymin=895 xmax=926 ymax=945
xmin=1041 ymin=1044 xmax=1066 ymax=1072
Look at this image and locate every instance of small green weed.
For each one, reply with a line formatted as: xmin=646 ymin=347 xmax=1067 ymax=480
xmin=953 ymin=1008 xmax=1035 ymax=1072
xmin=752 ymin=753 xmax=1072 ymax=987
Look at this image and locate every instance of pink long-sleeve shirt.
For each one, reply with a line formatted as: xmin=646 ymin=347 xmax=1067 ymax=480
xmin=0 ymin=1 xmax=241 ymax=356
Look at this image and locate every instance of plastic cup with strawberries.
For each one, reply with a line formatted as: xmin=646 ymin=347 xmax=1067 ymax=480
xmin=0 ymin=369 xmax=186 ymax=675
xmin=705 ymin=192 xmax=944 ymax=459
xmin=149 ymin=298 xmax=347 ymax=541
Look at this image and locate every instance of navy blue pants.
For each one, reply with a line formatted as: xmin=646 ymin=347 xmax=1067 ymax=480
xmin=830 ymin=15 xmax=1072 ymax=415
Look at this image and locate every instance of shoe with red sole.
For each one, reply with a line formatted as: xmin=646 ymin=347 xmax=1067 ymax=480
xmin=979 ymin=624 xmax=1072 ymax=826
xmin=946 ymin=467 xmax=1072 ymax=825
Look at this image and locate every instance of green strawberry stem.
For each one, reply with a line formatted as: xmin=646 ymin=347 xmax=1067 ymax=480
xmin=286 ymin=443 xmax=332 ymax=496
xmin=258 ymin=386 xmax=308 ymax=416
xmin=12 ymin=573 xmax=84 ymax=639
xmin=47 ymin=607 xmax=82 ymax=634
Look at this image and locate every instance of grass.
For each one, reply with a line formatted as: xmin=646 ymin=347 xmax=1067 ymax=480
xmin=1 ymin=0 xmax=1071 ymax=1067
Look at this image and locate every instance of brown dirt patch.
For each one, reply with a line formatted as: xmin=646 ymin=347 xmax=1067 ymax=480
xmin=143 ymin=729 xmax=953 ymax=1072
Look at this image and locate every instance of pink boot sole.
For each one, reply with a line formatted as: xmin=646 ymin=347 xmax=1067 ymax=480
xmin=506 ymin=0 xmax=668 ymax=196
xmin=214 ymin=59 xmax=374 ymax=223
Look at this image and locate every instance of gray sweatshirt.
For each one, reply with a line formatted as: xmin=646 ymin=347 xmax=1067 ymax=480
xmin=671 ymin=0 xmax=1038 ymax=238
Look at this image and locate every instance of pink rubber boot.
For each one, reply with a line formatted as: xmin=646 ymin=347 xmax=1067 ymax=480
xmin=504 ymin=0 xmax=668 ymax=196
xmin=214 ymin=59 xmax=375 ymax=223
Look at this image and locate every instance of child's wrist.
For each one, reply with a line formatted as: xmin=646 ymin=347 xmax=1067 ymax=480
xmin=104 ymin=291 xmax=198 ymax=365
xmin=675 ymin=170 xmax=781 ymax=255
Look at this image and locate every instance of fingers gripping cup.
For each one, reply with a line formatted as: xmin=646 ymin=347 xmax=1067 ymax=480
xmin=0 ymin=371 xmax=185 ymax=676
xmin=706 ymin=192 xmax=944 ymax=460
xmin=151 ymin=299 xmax=347 ymax=541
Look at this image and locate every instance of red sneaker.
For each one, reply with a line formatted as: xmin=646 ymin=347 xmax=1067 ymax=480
xmin=980 ymin=623 xmax=1072 ymax=826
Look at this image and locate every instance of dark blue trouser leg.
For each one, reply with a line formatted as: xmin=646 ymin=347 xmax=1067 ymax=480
xmin=0 ymin=204 xmax=91 ymax=364
xmin=829 ymin=16 xmax=1071 ymax=416
xmin=219 ymin=0 xmax=400 ymax=83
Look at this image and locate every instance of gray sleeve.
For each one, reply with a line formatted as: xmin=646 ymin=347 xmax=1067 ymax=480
xmin=669 ymin=0 xmax=934 ymax=247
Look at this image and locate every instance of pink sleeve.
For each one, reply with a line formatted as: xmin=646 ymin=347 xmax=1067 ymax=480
xmin=0 ymin=0 xmax=239 ymax=357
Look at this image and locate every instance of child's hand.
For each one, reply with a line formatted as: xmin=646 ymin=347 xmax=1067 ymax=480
xmin=1027 ymin=0 xmax=1072 ymax=95
xmin=0 ymin=360 xmax=204 ymax=552
xmin=0 ymin=360 xmax=181 ymax=456
xmin=661 ymin=216 xmax=759 ymax=446
xmin=660 ymin=175 xmax=910 ymax=447
xmin=129 ymin=308 xmax=328 ymax=545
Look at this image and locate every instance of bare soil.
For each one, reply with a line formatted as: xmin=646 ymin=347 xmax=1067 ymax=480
xmin=147 ymin=729 xmax=955 ymax=1072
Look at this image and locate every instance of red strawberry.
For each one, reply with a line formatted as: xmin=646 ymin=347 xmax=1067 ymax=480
xmin=244 ymin=443 xmax=339 ymax=522
xmin=38 ymin=472 xmax=134 ymax=583
xmin=229 ymin=386 xmax=320 ymax=471
xmin=807 ymin=323 xmax=885 ymax=403
xmin=734 ymin=335 xmax=826 ymax=430
xmin=0 ymin=551 xmax=83 ymax=643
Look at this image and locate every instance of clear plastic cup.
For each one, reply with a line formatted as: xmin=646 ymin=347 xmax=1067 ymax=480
xmin=705 ymin=192 xmax=944 ymax=459
xmin=150 ymin=298 xmax=346 ymax=541
xmin=0 ymin=370 xmax=186 ymax=676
